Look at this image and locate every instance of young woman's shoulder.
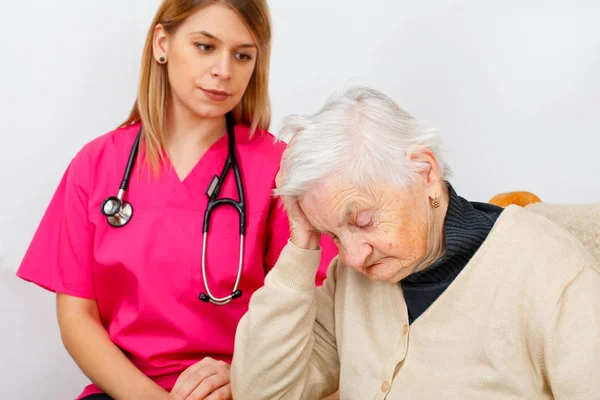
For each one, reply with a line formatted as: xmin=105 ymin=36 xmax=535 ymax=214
xmin=76 ymin=123 xmax=140 ymax=163
xmin=69 ymin=123 xmax=141 ymax=177
xmin=235 ymin=124 xmax=287 ymax=166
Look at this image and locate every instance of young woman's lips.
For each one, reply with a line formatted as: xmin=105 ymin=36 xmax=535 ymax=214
xmin=201 ymin=88 xmax=231 ymax=102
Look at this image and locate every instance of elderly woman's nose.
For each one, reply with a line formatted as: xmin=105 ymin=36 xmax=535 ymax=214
xmin=341 ymin=242 xmax=372 ymax=269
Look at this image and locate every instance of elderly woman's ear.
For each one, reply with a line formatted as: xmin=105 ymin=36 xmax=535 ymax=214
xmin=407 ymin=149 xmax=448 ymax=209
xmin=407 ymin=149 xmax=445 ymax=188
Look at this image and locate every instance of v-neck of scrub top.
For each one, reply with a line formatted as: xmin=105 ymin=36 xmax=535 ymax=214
xmin=162 ymin=130 xmax=230 ymax=210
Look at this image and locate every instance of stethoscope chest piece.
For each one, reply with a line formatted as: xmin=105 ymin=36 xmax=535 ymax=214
xmin=101 ymin=192 xmax=133 ymax=227
xmin=100 ymin=128 xmax=141 ymax=228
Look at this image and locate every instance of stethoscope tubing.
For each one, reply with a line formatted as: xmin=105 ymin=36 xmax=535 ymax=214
xmin=101 ymin=113 xmax=246 ymax=305
xmin=201 ymin=233 xmax=245 ymax=305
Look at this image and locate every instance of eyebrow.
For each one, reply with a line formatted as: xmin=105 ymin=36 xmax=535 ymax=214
xmin=318 ymin=205 xmax=358 ymax=236
xmin=190 ymin=30 xmax=257 ymax=49
xmin=342 ymin=202 xmax=361 ymax=222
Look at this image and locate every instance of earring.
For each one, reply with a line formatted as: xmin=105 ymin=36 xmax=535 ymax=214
xmin=159 ymin=56 xmax=166 ymax=63
xmin=431 ymin=196 xmax=440 ymax=208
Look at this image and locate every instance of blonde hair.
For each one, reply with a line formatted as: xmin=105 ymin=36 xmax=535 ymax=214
xmin=120 ymin=0 xmax=272 ymax=174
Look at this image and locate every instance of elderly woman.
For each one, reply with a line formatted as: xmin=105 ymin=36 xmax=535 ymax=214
xmin=230 ymin=87 xmax=600 ymax=399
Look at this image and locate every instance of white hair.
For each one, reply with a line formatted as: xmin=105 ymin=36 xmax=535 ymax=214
xmin=274 ymin=86 xmax=451 ymax=197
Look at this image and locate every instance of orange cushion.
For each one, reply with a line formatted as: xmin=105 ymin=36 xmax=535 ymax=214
xmin=489 ymin=191 xmax=542 ymax=207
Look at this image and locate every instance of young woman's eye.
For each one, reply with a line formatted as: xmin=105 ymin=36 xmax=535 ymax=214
xmin=235 ymin=52 xmax=253 ymax=61
xmin=195 ymin=43 xmax=214 ymax=52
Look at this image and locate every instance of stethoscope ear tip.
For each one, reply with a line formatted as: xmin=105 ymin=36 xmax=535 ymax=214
xmin=198 ymin=290 xmax=243 ymax=304
xmin=198 ymin=293 xmax=210 ymax=303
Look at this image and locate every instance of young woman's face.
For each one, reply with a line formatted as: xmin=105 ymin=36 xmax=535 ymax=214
xmin=154 ymin=4 xmax=258 ymax=118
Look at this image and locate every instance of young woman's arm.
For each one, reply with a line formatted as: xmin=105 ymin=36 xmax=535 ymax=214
xmin=57 ymin=294 xmax=169 ymax=400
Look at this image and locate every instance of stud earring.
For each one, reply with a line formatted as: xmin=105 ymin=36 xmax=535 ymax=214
xmin=431 ymin=196 xmax=440 ymax=208
xmin=159 ymin=56 xmax=166 ymax=63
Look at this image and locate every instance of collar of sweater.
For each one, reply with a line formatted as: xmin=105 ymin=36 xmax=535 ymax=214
xmin=402 ymin=183 xmax=503 ymax=285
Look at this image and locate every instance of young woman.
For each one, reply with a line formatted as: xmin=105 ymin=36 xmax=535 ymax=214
xmin=16 ymin=1 xmax=336 ymax=399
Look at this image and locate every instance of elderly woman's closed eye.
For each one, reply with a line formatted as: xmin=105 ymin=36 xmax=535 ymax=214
xmin=230 ymin=86 xmax=600 ymax=400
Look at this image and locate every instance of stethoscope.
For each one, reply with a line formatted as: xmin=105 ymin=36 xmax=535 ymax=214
xmin=101 ymin=113 xmax=246 ymax=305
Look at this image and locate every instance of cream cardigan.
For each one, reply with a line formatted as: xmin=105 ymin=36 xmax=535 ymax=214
xmin=231 ymin=205 xmax=600 ymax=399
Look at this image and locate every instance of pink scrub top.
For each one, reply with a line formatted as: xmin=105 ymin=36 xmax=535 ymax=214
xmin=16 ymin=122 xmax=337 ymax=399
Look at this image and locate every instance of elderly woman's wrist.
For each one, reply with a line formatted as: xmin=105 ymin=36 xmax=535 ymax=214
xmin=273 ymin=240 xmax=323 ymax=291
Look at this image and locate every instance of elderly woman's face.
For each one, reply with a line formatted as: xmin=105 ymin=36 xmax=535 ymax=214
xmin=300 ymin=179 xmax=433 ymax=283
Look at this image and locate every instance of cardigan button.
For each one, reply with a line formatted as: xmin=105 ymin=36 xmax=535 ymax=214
xmin=381 ymin=381 xmax=390 ymax=392
xmin=402 ymin=324 xmax=409 ymax=335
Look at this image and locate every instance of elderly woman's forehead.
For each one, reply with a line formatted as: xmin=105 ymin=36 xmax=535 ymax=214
xmin=303 ymin=183 xmax=371 ymax=212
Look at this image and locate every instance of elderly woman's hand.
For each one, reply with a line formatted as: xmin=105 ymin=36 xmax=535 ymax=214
xmin=276 ymin=144 xmax=322 ymax=250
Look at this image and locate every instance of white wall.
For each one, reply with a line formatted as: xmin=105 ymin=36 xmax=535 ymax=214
xmin=1 ymin=0 xmax=599 ymax=398
xmin=266 ymin=0 xmax=600 ymax=204
xmin=0 ymin=1 xmax=156 ymax=398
